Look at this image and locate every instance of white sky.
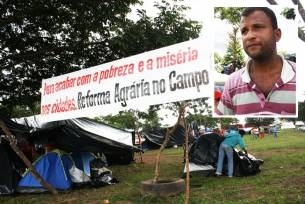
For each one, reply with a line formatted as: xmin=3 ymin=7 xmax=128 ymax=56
xmin=131 ymin=0 xmax=305 ymax=124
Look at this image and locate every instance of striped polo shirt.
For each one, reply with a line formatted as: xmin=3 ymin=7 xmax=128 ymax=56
xmin=216 ymin=56 xmax=296 ymax=116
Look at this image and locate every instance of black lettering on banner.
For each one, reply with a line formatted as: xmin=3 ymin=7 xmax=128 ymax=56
xmin=169 ymin=70 xmax=209 ymax=92
xmin=77 ymin=90 xmax=110 ymax=109
xmin=152 ymin=79 xmax=166 ymax=95
xmin=114 ymin=79 xmax=151 ymax=107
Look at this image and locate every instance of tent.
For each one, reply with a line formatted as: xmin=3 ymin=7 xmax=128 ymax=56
xmin=0 ymin=116 xmax=138 ymax=194
xmin=18 ymin=150 xmax=74 ymax=192
xmin=71 ymin=152 xmax=97 ymax=176
xmin=14 ymin=116 xmax=139 ymax=165
xmin=140 ymin=124 xmax=185 ymax=150
xmin=184 ymin=133 xmax=264 ymax=177
xmin=17 ymin=149 xmax=95 ymax=193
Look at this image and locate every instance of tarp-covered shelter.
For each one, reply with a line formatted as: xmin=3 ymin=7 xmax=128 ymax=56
xmin=0 ymin=142 xmax=25 ymax=195
xmin=140 ymin=124 xmax=185 ymax=149
xmin=14 ymin=116 xmax=138 ymax=165
xmin=0 ymin=117 xmax=30 ymax=194
xmin=184 ymin=133 xmax=264 ymax=177
xmin=0 ymin=116 xmax=138 ymax=194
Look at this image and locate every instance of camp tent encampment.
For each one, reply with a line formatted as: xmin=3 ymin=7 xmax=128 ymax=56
xmin=140 ymin=124 xmax=185 ymax=149
xmin=184 ymin=133 xmax=264 ymax=177
xmin=0 ymin=116 xmax=139 ymax=194
xmin=14 ymin=116 xmax=139 ymax=164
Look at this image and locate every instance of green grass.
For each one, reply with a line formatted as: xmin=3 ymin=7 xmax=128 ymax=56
xmin=1 ymin=129 xmax=305 ymax=204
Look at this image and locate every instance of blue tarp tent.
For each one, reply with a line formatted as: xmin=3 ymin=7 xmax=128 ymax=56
xmin=18 ymin=150 xmax=73 ymax=191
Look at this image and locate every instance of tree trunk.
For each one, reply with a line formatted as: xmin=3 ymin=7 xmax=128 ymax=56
xmin=153 ymin=104 xmax=186 ymax=183
xmin=153 ymin=127 xmax=172 ymax=183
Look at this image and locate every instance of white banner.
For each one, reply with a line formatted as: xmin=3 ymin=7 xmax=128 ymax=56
xmin=40 ymin=38 xmax=213 ymax=122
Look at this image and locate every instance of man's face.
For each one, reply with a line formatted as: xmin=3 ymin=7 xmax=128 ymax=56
xmin=240 ymin=10 xmax=281 ymax=60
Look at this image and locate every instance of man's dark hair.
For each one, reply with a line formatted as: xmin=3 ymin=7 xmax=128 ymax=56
xmin=241 ymin=7 xmax=278 ymax=29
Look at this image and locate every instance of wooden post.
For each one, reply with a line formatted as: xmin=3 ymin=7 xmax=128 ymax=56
xmin=0 ymin=119 xmax=58 ymax=195
xmin=182 ymin=106 xmax=190 ymax=204
xmin=133 ymin=110 xmax=143 ymax=163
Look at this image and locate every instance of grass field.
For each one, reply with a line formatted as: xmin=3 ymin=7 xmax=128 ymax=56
xmin=1 ymin=129 xmax=305 ymax=204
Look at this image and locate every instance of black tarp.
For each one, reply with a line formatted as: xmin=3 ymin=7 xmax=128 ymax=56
xmin=0 ymin=116 xmax=31 ymax=141
xmin=140 ymin=124 xmax=186 ymax=149
xmin=0 ymin=142 xmax=25 ymax=195
xmin=0 ymin=143 xmax=14 ymax=195
xmin=186 ymin=133 xmax=264 ymax=177
xmin=189 ymin=133 xmax=224 ymax=165
xmin=0 ymin=117 xmax=30 ymax=194
xmin=0 ymin=116 xmax=140 ymax=194
xmin=15 ymin=116 xmax=139 ymax=165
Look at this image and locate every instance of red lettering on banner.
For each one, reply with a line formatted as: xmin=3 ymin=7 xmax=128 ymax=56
xmin=76 ymin=74 xmax=91 ymax=86
xmin=156 ymin=47 xmax=198 ymax=69
xmin=146 ymin=59 xmax=153 ymax=70
xmin=55 ymin=76 xmax=76 ymax=92
xmin=99 ymin=63 xmax=134 ymax=83
xmin=50 ymin=96 xmax=77 ymax=113
xmin=43 ymin=83 xmax=54 ymax=95
xmin=41 ymin=103 xmax=51 ymax=114
xmin=138 ymin=61 xmax=144 ymax=72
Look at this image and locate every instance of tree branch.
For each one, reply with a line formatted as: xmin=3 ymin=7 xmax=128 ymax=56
xmin=266 ymin=0 xmax=278 ymax=5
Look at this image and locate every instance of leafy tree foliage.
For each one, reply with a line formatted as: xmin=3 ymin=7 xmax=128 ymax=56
xmin=214 ymin=7 xmax=245 ymax=72
xmin=245 ymin=118 xmax=275 ymax=127
xmin=0 ymin=0 xmax=202 ymax=117
xmin=111 ymin=0 xmax=201 ymax=57
xmin=0 ymin=0 xmax=140 ymax=116
xmin=267 ymin=0 xmax=305 ymax=42
xmin=97 ymin=106 xmax=161 ymax=130
xmin=100 ymin=0 xmax=204 ymax=130
xmin=281 ymin=7 xmax=296 ymax=19
xmin=297 ymin=102 xmax=305 ymax=122
xmin=214 ymin=7 xmax=244 ymax=25
xmin=217 ymin=117 xmax=239 ymax=129
xmin=222 ymin=30 xmax=245 ymax=71
xmin=97 ymin=111 xmax=136 ymax=130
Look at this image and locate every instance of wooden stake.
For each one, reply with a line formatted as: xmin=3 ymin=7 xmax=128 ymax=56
xmin=182 ymin=108 xmax=190 ymax=204
xmin=0 ymin=119 xmax=58 ymax=195
xmin=133 ymin=110 xmax=143 ymax=163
